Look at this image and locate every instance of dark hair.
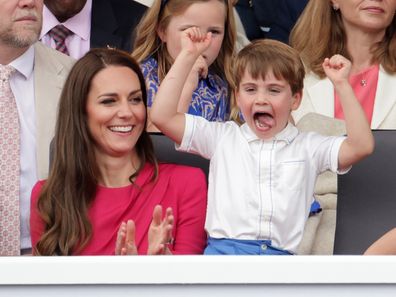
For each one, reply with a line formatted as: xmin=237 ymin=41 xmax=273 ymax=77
xmin=160 ymin=0 xmax=168 ymax=10
xmin=34 ymin=48 xmax=158 ymax=255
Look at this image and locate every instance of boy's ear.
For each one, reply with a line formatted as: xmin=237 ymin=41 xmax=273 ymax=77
xmin=291 ymin=91 xmax=302 ymax=110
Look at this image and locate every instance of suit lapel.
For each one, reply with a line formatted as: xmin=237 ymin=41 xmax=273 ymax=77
xmin=301 ymin=67 xmax=396 ymax=129
xmin=371 ymin=66 xmax=396 ymax=129
xmin=305 ymin=75 xmax=335 ymax=118
xmin=34 ymin=42 xmax=70 ymax=179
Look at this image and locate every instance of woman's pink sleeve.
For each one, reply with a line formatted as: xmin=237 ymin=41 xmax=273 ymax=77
xmin=30 ymin=181 xmax=45 ymax=253
xmin=172 ymin=167 xmax=208 ymax=254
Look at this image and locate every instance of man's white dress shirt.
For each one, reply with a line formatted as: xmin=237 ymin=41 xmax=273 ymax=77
xmin=9 ymin=46 xmax=36 ymax=249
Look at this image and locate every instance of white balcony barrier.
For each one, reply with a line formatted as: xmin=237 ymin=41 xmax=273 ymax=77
xmin=0 ymin=256 xmax=396 ymax=296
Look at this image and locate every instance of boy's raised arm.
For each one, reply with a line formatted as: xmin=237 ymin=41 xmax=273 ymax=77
xmin=150 ymin=28 xmax=212 ymax=145
xmin=323 ymin=55 xmax=375 ymax=171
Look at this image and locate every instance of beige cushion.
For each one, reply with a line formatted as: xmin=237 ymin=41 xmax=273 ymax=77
xmin=295 ymin=113 xmax=346 ymax=254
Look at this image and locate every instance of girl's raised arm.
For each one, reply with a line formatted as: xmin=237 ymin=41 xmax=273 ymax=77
xmin=150 ymin=28 xmax=212 ymax=145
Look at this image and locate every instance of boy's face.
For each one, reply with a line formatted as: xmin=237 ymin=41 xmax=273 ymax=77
xmin=236 ymin=70 xmax=301 ymax=139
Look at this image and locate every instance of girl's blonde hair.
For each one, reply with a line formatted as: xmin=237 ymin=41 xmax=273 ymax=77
xmin=290 ymin=0 xmax=396 ymax=78
xmin=230 ymin=39 xmax=305 ymax=124
xmin=132 ymin=0 xmax=236 ymax=85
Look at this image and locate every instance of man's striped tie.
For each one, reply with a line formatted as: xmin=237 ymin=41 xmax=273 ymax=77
xmin=48 ymin=24 xmax=73 ymax=55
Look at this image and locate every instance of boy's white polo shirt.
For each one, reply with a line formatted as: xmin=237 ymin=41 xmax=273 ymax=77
xmin=178 ymin=114 xmax=347 ymax=254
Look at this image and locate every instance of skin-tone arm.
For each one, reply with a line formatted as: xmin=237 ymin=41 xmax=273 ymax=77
xmin=115 ymin=205 xmax=174 ymax=255
xmin=150 ymin=28 xmax=212 ymax=145
xmin=364 ymin=228 xmax=396 ymax=255
xmin=177 ymin=55 xmax=209 ymax=112
xmin=146 ymin=56 xmax=208 ymax=133
xmin=322 ymin=55 xmax=375 ymax=171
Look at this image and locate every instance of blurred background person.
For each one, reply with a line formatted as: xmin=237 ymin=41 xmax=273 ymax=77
xmin=234 ymin=0 xmax=308 ymax=43
xmin=40 ymin=0 xmax=147 ymax=59
xmin=0 ymin=0 xmax=74 ymax=256
xmin=291 ymin=0 xmax=396 ymax=129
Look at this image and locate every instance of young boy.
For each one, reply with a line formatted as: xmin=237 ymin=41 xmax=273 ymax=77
xmin=150 ymin=28 xmax=374 ymax=255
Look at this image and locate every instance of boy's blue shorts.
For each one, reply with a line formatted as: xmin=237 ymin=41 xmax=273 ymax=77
xmin=204 ymin=237 xmax=293 ymax=255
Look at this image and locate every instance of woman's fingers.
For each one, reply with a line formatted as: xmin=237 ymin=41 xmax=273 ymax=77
xmin=165 ymin=207 xmax=174 ymax=223
xmin=147 ymin=205 xmax=175 ymax=255
xmin=162 ymin=207 xmax=174 ymax=251
xmin=151 ymin=205 xmax=163 ymax=227
xmin=115 ymin=220 xmax=137 ymax=255
xmin=115 ymin=222 xmax=126 ymax=255
xmin=125 ymin=220 xmax=137 ymax=255
xmin=116 ymin=207 xmax=174 ymax=256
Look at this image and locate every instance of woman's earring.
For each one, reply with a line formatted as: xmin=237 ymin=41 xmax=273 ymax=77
xmin=333 ymin=3 xmax=339 ymax=11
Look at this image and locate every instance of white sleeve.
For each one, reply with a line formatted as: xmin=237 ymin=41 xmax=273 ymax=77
xmin=312 ymin=134 xmax=350 ymax=175
xmin=177 ymin=114 xmax=227 ymax=159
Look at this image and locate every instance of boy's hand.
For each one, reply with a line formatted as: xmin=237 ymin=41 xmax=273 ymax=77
xmin=181 ymin=27 xmax=212 ymax=58
xmin=322 ymin=54 xmax=351 ymax=87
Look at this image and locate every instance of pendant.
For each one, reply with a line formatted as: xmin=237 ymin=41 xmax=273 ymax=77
xmin=360 ymin=79 xmax=367 ymax=87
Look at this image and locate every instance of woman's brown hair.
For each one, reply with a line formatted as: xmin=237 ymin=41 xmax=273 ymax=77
xmin=132 ymin=0 xmax=236 ymax=85
xmin=290 ymin=0 xmax=396 ymax=78
xmin=34 ymin=48 xmax=158 ymax=255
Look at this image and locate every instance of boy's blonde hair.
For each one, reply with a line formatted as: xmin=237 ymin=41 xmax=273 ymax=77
xmin=132 ymin=0 xmax=236 ymax=85
xmin=230 ymin=39 xmax=305 ymax=123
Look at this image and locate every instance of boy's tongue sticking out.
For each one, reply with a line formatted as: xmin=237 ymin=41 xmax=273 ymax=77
xmin=254 ymin=112 xmax=275 ymax=129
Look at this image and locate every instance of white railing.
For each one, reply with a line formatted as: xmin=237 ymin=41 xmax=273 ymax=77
xmin=0 ymin=256 xmax=396 ymax=296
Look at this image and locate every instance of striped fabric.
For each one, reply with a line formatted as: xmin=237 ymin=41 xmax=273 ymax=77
xmin=48 ymin=25 xmax=73 ymax=55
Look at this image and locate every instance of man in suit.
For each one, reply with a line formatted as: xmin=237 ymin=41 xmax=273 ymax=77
xmin=235 ymin=0 xmax=308 ymax=44
xmin=40 ymin=0 xmax=147 ymax=59
xmin=0 ymin=0 xmax=74 ymax=255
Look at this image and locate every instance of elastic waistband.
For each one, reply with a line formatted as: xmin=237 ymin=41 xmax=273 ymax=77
xmin=205 ymin=237 xmax=293 ymax=255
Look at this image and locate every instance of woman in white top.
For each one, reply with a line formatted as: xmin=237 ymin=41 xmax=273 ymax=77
xmin=290 ymin=0 xmax=396 ymax=129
